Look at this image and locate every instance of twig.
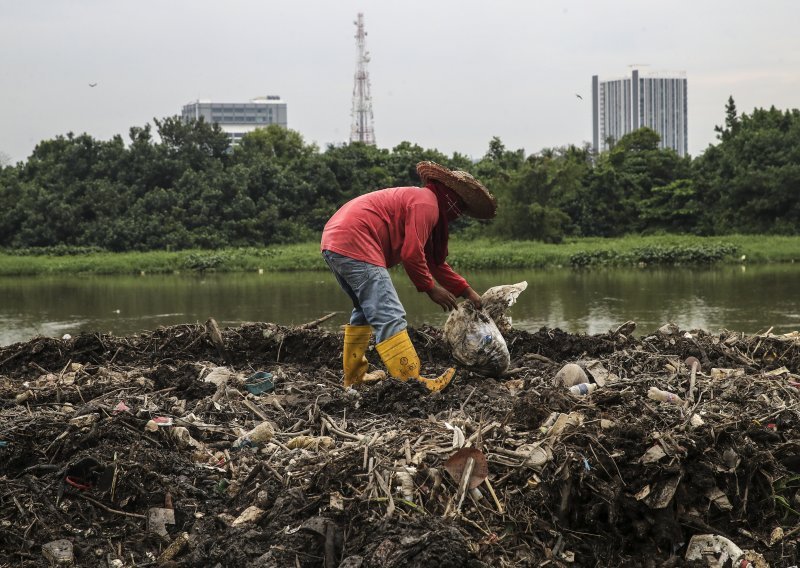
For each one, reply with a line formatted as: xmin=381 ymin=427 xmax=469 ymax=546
xmin=688 ymin=361 xmax=698 ymax=402
xmin=75 ymin=493 xmax=146 ymax=519
xmin=484 ymin=478 xmax=504 ymax=514
xmin=373 ymin=470 xmax=395 ymax=518
xmin=242 ymin=399 xmax=270 ymax=421
xmin=455 ymin=457 xmax=475 ymax=513
xmin=299 ymin=312 xmax=338 ymax=330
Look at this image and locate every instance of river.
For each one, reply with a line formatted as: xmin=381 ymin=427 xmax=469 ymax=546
xmin=2 ymin=264 xmax=800 ymax=346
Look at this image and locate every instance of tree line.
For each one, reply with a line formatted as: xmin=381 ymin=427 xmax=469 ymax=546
xmin=0 ymin=97 xmax=798 ymax=251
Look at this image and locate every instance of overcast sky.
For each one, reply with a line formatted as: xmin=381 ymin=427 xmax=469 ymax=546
xmin=2 ymin=0 xmax=799 ymax=164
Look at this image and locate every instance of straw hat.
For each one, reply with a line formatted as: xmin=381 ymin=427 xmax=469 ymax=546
xmin=416 ymin=161 xmax=497 ymax=219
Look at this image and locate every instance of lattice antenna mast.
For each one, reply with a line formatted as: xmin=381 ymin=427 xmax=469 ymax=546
xmin=350 ymin=13 xmax=376 ymax=145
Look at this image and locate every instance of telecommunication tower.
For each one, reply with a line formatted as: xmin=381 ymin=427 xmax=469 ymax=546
xmin=350 ymin=13 xmax=376 ymax=145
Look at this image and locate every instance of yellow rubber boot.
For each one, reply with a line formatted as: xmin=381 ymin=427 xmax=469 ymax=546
xmin=343 ymin=325 xmax=385 ymax=387
xmin=375 ymin=329 xmax=455 ymax=392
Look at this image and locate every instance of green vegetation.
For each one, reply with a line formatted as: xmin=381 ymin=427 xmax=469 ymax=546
xmin=1 ymin=235 xmax=797 ymax=276
xmin=1 ymin=98 xmax=799 ymax=253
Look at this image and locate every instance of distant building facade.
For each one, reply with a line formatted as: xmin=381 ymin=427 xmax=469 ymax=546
xmin=181 ymin=96 xmax=287 ymax=144
xmin=592 ymin=69 xmax=688 ymax=157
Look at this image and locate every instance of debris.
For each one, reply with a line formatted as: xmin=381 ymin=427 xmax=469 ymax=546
xmin=41 ymin=539 xmax=73 ymax=566
xmin=685 ymin=534 xmax=744 ymax=566
xmin=245 ymin=371 xmax=275 ymax=395
xmin=443 ymin=448 xmax=489 ymax=490
xmin=443 ymin=282 xmax=527 ymax=375
xmin=147 ymin=507 xmax=175 ymax=538
xmin=2 ymin=320 xmax=800 ymax=566
xmin=583 ymin=359 xmax=617 ymax=386
xmin=286 ymin=435 xmax=334 ymax=450
xmin=157 ymin=532 xmax=189 ymax=563
xmin=553 ymin=363 xmax=588 ymax=387
xmin=647 ymin=386 xmax=683 ymax=405
xmin=640 ymin=445 xmax=667 ymax=464
xmin=568 ymin=382 xmax=597 ymax=396
xmin=711 ymin=367 xmax=746 ymax=380
xmin=232 ymin=505 xmax=265 ymax=526
xmin=238 ymin=421 xmax=275 ymax=445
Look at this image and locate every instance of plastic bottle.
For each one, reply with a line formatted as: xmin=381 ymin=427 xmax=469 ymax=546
xmin=568 ymin=383 xmax=597 ymax=396
xmin=647 ymin=386 xmax=683 ymax=405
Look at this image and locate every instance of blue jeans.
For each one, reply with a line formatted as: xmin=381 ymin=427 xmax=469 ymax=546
xmin=322 ymin=250 xmax=406 ymax=343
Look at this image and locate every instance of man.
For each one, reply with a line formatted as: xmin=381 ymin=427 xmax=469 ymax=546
xmin=321 ymin=161 xmax=496 ymax=392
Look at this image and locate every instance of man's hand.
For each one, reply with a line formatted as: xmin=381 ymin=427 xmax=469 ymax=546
xmin=461 ymin=287 xmax=482 ymax=309
xmin=426 ymin=284 xmax=459 ymax=311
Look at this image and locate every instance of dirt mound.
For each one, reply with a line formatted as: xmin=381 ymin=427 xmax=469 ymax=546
xmin=2 ymin=322 xmax=800 ymax=567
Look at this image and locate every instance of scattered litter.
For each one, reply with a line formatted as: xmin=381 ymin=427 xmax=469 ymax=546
xmin=148 ymin=507 xmax=176 ymax=538
xmin=568 ymin=382 xmax=597 ymax=396
xmin=443 ymin=448 xmax=489 ymax=490
xmin=553 ymin=363 xmax=588 ymax=387
xmin=41 ymin=539 xmax=73 ymax=566
xmin=647 ymin=386 xmax=683 ymax=405
xmin=232 ymin=505 xmax=265 ymax=527
xmin=245 ymin=371 xmax=275 ymax=395
xmin=232 ymin=421 xmax=275 ymax=448
xmin=685 ymin=533 xmax=744 ymax=566
xmin=286 ymin=435 xmax=334 ymax=450
xmin=443 ymin=282 xmax=527 ymax=375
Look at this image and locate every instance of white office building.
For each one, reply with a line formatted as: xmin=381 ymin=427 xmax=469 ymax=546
xmin=592 ymin=70 xmax=688 ymax=157
xmin=181 ymin=96 xmax=288 ymax=144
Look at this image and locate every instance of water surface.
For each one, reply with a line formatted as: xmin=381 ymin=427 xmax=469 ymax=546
xmin=2 ymin=264 xmax=799 ymax=346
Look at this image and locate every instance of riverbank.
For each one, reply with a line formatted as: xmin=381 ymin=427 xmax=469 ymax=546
xmin=1 ymin=235 xmax=798 ymax=276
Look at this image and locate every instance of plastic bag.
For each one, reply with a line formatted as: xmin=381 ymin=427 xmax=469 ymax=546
xmin=443 ymin=282 xmax=527 ymax=376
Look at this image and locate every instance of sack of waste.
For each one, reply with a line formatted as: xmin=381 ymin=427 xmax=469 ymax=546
xmin=443 ymin=282 xmax=527 ymax=376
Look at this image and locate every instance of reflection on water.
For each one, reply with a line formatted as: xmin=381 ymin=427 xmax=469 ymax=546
xmin=1 ymin=264 xmax=800 ymax=346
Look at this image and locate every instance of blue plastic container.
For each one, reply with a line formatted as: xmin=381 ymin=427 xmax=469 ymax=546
xmin=245 ymin=371 xmax=275 ymax=395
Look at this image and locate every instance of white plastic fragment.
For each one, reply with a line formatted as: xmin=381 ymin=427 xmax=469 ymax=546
xmin=648 ymin=387 xmax=683 ymax=405
xmin=568 ymin=383 xmax=597 ymax=396
xmin=685 ymin=534 xmax=743 ymax=567
xmin=690 ymin=414 xmax=705 ymax=428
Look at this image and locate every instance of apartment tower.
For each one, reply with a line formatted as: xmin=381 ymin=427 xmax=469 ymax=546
xmin=592 ymin=69 xmax=688 ymax=156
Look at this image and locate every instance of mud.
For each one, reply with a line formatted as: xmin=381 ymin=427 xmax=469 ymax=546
xmin=1 ymin=321 xmax=800 ymax=567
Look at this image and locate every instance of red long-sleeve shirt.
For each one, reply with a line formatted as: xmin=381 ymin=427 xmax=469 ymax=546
xmin=321 ymin=186 xmax=469 ymax=296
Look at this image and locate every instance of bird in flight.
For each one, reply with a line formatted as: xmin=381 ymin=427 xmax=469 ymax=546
xmin=575 ymin=93 xmax=583 ymax=100
xmin=89 ymin=83 xmax=97 ymax=87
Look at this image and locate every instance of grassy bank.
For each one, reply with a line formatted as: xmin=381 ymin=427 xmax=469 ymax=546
xmin=0 ymin=235 xmax=798 ymax=276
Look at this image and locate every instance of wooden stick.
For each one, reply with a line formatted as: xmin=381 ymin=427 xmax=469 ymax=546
xmin=373 ymin=470 xmax=395 ymax=518
xmin=484 ymin=478 xmax=504 ymax=514
xmin=688 ymin=361 xmax=698 ymax=402
xmin=455 ymin=457 xmax=475 ymax=513
xmin=243 ymin=399 xmax=270 ymax=421
xmin=299 ymin=312 xmax=338 ymax=329
xmin=76 ymin=493 xmax=146 ymax=519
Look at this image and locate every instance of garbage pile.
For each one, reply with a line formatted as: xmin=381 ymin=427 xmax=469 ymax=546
xmin=1 ymin=319 xmax=800 ymax=567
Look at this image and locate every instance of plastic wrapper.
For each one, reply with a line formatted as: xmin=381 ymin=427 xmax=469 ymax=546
xmin=444 ymin=282 xmax=527 ymax=376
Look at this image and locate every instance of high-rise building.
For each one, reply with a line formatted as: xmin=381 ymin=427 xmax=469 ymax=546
xmin=592 ymin=69 xmax=688 ymax=156
xmin=181 ymin=96 xmax=287 ymax=144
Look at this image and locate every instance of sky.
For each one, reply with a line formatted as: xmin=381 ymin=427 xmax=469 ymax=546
xmin=2 ymin=0 xmax=799 ymax=164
